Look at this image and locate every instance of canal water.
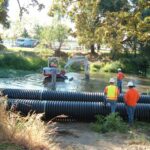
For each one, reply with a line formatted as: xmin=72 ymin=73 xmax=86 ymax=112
xmin=0 ymin=72 xmax=149 ymax=93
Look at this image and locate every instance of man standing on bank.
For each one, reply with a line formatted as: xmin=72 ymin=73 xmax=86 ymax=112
xmin=104 ymin=78 xmax=120 ymax=113
xmin=124 ymin=81 xmax=140 ymax=126
xmin=117 ymin=68 xmax=125 ymax=93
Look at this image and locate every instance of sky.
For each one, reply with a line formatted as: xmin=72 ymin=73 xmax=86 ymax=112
xmin=0 ymin=0 xmax=54 ymax=37
xmin=8 ymin=0 xmax=52 ymax=26
xmin=0 ymin=0 xmax=74 ymax=39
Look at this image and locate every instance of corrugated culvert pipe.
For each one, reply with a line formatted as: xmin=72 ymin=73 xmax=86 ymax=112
xmin=3 ymin=88 xmax=150 ymax=103
xmin=2 ymin=88 xmax=105 ymax=102
xmin=7 ymin=99 xmax=150 ymax=122
xmin=118 ymin=93 xmax=150 ymax=103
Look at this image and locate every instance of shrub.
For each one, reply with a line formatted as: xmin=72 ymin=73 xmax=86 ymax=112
xmin=0 ymin=54 xmax=47 ymax=71
xmin=91 ymin=62 xmax=103 ymax=72
xmin=121 ymin=56 xmax=149 ymax=76
xmin=91 ymin=113 xmax=128 ymax=133
xmin=101 ymin=61 xmax=124 ymax=73
xmin=0 ymin=44 xmax=7 ymax=51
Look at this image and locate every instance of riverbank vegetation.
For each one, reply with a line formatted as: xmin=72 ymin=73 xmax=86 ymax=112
xmin=0 ymin=97 xmax=50 ymax=150
xmin=0 ymin=47 xmax=150 ymax=78
xmin=0 ymin=1 xmax=150 ymax=78
xmin=0 ymin=48 xmax=49 ymax=77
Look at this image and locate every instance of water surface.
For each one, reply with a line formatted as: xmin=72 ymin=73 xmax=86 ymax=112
xmin=0 ymin=72 xmax=149 ymax=93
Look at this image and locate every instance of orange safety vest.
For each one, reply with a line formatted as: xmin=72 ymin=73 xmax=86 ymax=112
xmin=104 ymin=85 xmax=119 ymax=100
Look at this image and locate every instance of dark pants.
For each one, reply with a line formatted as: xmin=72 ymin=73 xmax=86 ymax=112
xmin=117 ymin=80 xmax=122 ymax=93
xmin=126 ymin=105 xmax=136 ymax=124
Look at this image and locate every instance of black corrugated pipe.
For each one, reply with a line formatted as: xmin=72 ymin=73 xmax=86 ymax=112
xmin=2 ymin=88 xmax=105 ymax=102
xmin=3 ymin=88 xmax=150 ymax=103
xmin=118 ymin=93 xmax=150 ymax=103
xmin=7 ymin=99 xmax=150 ymax=122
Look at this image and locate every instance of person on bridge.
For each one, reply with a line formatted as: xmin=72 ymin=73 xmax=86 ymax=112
xmin=117 ymin=68 xmax=125 ymax=93
xmin=104 ymin=78 xmax=120 ymax=113
xmin=124 ymin=81 xmax=140 ymax=126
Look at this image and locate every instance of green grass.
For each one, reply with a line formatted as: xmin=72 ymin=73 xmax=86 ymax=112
xmin=0 ymin=142 xmax=24 ymax=150
xmin=7 ymin=47 xmax=54 ymax=55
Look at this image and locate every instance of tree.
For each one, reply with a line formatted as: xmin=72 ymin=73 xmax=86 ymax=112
xmin=16 ymin=0 xmax=45 ymax=21
xmin=50 ymin=0 xmax=129 ymax=54
xmin=75 ymin=1 xmax=101 ymax=54
xmin=36 ymin=23 xmax=70 ymax=55
xmin=95 ymin=0 xmax=150 ymax=59
xmin=21 ymin=28 xmax=30 ymax=38
xmin=120 ymin=0 xmax=150 ymax=57
xmin=96 ymin=12 xmax=126 ymax=59
xmin=0 ymin=0 xmax=9 ymax=27
xmin=3 ymin=20 xmax=25 ymax=40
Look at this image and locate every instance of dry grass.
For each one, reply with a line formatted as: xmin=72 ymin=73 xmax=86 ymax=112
xmin=0 ymin=96 xmax=52 ymax=150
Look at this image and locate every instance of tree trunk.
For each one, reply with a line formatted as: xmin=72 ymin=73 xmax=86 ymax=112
xmin=133 ymin=42 xmax=137 ymax=57
xmin=90 ymin=44 xmax=95 ymax=54
xmin=55 ymin=42 xmax=62 ymax=56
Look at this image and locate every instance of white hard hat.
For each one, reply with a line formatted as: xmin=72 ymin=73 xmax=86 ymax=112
xmin=127 ymin=81 xmax=134 ymax=87
xmin=109 ymin=78 xmax=115 ymax=83
xmin=118 ymin=68 xmax=121 ymax=71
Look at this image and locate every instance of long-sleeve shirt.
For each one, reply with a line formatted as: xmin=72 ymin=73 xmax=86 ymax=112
xmin=117 ymin=72 xmax=124 ymax=80
xmin=124 ymin=88 xmax=140 ymax=106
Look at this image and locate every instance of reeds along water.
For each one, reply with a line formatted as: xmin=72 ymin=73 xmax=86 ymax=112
xmin=0 ymin=97 xmax=51 ymax=150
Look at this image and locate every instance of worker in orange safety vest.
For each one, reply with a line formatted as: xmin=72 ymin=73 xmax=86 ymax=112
xmin=117 ymin=68 xmax=125 ymax=93
xmin=124 ymin=81 xmax=140 ymax=125
xmin=104 ymin=78 xmax=120 ymax=113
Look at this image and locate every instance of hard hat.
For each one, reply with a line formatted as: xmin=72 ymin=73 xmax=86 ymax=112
xmin=127 ymin=81 xmax=134 ymax=87
xmin=109 ymin=78 xmax=115 ymax=83
xmin=118 ymin=68 xmax=121 ymax=71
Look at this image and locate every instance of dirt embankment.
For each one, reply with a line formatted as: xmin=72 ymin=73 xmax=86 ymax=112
xmin=49 ymin=122 xmax=150 ymax=150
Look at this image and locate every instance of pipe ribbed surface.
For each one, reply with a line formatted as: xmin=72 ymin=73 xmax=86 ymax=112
xmin=8 ymin=99 xmax=150 ymax=122
xmin=3 ymin=88 xmax=105 ymax=102
xmin=3 ymin=88 xmax=150 ymax=103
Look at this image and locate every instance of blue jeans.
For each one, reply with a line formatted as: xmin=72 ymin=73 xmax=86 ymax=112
xmin=117 ymin=80 xmax=122 ymax=93
xmin=126 ymin=105 xmax=136 ymax=124
xmin=107 ymin=100 xmax=117 ymax=113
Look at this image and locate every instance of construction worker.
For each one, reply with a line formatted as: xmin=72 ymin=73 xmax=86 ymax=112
xmin=104 ymin=78 xmax=120 ymax=113
xmin=124 ymin=81 xmax=140 ymax=126
xmin=117 ymin=68 xmax=125 ymax=93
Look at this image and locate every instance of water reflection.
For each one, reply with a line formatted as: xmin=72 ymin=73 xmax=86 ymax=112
xmin=0 ymin=72 xmax=149 ymax=93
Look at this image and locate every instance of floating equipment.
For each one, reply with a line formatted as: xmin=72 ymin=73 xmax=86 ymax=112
xmin=7 ymin=99 xmax=150 ymax=121
xmin=3 ymin=88 xmax=150 ymax=122
xmin=2 ymin=89 xmax=150 ymax=103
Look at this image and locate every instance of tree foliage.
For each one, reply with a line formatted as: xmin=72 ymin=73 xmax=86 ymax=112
xmin=120 ymin=0 xmax=150 ymax=56
xmin=16 ymin=0 xmax=45 ymax=21
xmin=21 ymin=28 xmax=30 ymax=38
xmin=50 ymin=0 xmax=129 ymax=54
xmin=0 ymin=0 xmax=9 ymax=27
xmin=95 ymin=0 xmax=150 ymax=59
xmin=34 ymin=23 xmax=70 ymax=55
xmin=99 ymin=0 xmax=129 ymax=12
